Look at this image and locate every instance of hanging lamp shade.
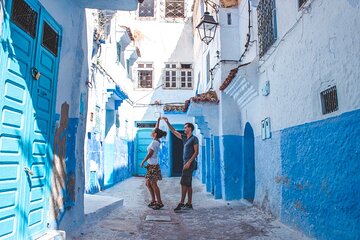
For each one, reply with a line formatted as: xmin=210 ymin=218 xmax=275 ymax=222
xmin=196 ymin=12 xmax=219 ymax=45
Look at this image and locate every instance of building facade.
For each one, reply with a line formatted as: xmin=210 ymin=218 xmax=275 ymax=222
xmin=191 ymin=0 xmax=360 ymax=239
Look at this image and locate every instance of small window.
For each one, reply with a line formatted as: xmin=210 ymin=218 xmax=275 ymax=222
xmin=165 ymin=0 xmax=185 ymax=18
xmin=139 ymin=0 xmax=155 ymax=17
xmin=164 ymin=63 xmax=177 ymax=88
xmin=227 ymin=13 xmax=232 ymax=25
xmin=206 ymin=52 xmax=210 ymax=84
xmin=116 ymin=42 xmax=121 ymax=63
xmin=257 ymin=0 xmax=277 ymax=57
xmin=11 ymin=0 xmax=38 ymax=38
xmin=298 ymin=0 xmax=309 ymax=9
xmin=42 ymin=22 xmax=59 ymax=56
xmin=137 ymin=63 xmax=153 ymax=88
xmin=180 ymin=64 xmax=192 ymax=89
xmin=163 ymin=63 xmax=192 ymax=89
xmin=321 ymin=86 xmax=338 ymax=114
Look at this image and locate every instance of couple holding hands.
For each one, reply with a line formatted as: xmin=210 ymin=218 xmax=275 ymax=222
xmin=140 ymin=117 xmax=199 ymax=211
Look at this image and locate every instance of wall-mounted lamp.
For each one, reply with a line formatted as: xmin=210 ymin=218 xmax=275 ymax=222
xmin=196 ymin=0 xmax=220 ymax=45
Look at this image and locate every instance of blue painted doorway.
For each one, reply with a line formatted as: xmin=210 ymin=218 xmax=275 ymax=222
xmin=135 ymin=128 xmax=153 ymax=176
xmin=0 ymin=0 xmax=61 ymax=238
xmin=243 ymin=123 xmax=255 ymax=202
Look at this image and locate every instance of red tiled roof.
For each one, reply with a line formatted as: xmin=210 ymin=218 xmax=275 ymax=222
xmin=183 ymin=91 xmax=219 ymax=112
xmin=219 ymin=62 xmax=251 ymax=91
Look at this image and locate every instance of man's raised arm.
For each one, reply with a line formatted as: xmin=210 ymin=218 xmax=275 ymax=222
xmin=163 ymin=117 xmax=182 ymax=139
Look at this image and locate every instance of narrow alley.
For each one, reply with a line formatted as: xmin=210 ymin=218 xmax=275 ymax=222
xmin=67 ymin=177 xmax=309 ymax=240
xmin=1 ymin=0 xmax=359 ymax=239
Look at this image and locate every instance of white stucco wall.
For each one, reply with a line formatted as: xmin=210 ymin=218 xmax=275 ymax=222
xmin=238 ymin=0 xmax=360 ymax=136
xmin=114 ymin=2 xmax=195 ymax=131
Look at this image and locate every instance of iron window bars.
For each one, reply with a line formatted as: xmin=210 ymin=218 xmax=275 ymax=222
xmin=257 ymin=0 xmax=277 ymax=58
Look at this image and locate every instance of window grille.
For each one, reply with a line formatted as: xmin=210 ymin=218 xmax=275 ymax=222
xmin=298 ymin=0 xmax=309 ymax=9
xmin=137 ymin=63 xmax=153 ymax=88
xmin=165 ymin=0 xmax=185 ymax=18
xmin=321 ymin=86 xmax=338 ymax=114
xmin=11 ymin=0 xmax=38 ymax=38
xmin=42 ymin=22 xmax=59 ymax=56
xmin=139 ymin=0 xmax=155 ymax=17
xmin=257 ymin=0 xmax=277 ymax=57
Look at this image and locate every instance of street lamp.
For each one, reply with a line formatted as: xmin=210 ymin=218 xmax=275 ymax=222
xmin=196 ymin=0 xmax=220 ymax=45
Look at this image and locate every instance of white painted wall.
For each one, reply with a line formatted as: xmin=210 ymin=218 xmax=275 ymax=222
xmin=238 ymin=0 xmax=360 ymax=136
xmin=114 ymin=1 xmax=195 ymax=133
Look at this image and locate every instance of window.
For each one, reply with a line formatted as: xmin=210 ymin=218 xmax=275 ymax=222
xmin=321 ymin=86 xmax=338 ymax=114
xmin=116 ymin=42 xmax=121 ymax=63
xmin=139 ymin=0 xmax=155 ymax=17
xmin=180 ymin=64 xmax=192 ymax=88
xmin=165 ymin=0 xmax=185 ymax=18
xmin=164 ymin=63 xmax=177 ymax=88
xmin=137 ymin=63 xmax=153 ymax=88
xmin=257 ymin=0 xmax=277 ymax=57
xmin=206 ymin=52 xmax=210 ymax=84
xmin=163 ymin=63 xmax=192 ymax=89
xmin=298 ymin=0 xmax=309 ymax=9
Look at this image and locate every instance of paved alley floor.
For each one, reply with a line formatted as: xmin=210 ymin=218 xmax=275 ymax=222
xmin=67 ymin=177 xmax=310 ymax=240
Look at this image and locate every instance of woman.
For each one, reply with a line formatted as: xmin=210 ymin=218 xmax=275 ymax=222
xmin=140 ymin=117 xmax=167 ymax=210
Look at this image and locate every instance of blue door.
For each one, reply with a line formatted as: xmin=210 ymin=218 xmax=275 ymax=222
xmin=0 ymin=0 xmax=61 ymax=238
xmin=243 ymin=123 xmax=255 ymax=202
xmin=135 ymin=129 xmax=153 ymax=176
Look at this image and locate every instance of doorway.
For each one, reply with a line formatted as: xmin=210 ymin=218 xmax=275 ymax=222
xmin=171 ymin=130 xmax=184 ymax=176
xmin=243 ymin=122 xmax=255 ymax=202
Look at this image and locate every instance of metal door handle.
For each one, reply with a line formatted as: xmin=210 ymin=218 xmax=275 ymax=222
xmin=31 ymin=67 xmax=41 ymax=80
xmin=24 ymin=167 xmax=34 ymax=176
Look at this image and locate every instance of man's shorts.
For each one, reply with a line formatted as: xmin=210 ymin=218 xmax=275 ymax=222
xmin=180 ymin=162 xmax=195 ymax=187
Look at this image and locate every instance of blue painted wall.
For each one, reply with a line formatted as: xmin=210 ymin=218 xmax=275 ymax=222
xmin=280 ymin=109 xmax=360 ymax=240
xmin=159 ymin=137 xmax=171 ymax=177
xmin=213 ymin=136 xmax=222 ymax=199
xmin=85 ymin=131 xmax=103 ymax=193
xmin=220 ymin=135 xmax=243 ymax=200
xmin=254 ymin=132 xmax=282 ymax=217
xmin=205 ymin=138 xmax=212 ymax=193
xmin=201 ymin=145 xmax=206 ymax=183
xmin=64 ymin=118 xmax=79 ymax=208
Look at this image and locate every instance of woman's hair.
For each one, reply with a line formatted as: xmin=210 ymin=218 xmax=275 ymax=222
xmin=154 ymin=128 xmax=167 ymax=139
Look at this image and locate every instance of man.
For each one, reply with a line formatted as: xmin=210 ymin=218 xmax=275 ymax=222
xmin=163 ymin=117 xmax=199 ymax=211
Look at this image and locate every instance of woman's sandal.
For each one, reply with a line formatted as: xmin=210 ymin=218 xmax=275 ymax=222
xmin=152 ymin=203 xmax=164 ymax=210
xmin=148 ymin=201 xmax=157 ymax=208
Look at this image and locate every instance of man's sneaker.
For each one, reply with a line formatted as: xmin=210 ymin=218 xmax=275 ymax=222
xmin=185 ymin=203 xmax=193 ymax=210
xmin=174 ymin=203 xmax=185 ymax=211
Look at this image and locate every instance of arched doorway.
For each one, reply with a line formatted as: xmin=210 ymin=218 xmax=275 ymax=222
xmin=243 ymin=122 xmax=255 ymax=202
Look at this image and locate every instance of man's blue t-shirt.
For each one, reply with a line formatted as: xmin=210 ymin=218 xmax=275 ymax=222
xmin=182 ymin=134 xmax=199 ymax=163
